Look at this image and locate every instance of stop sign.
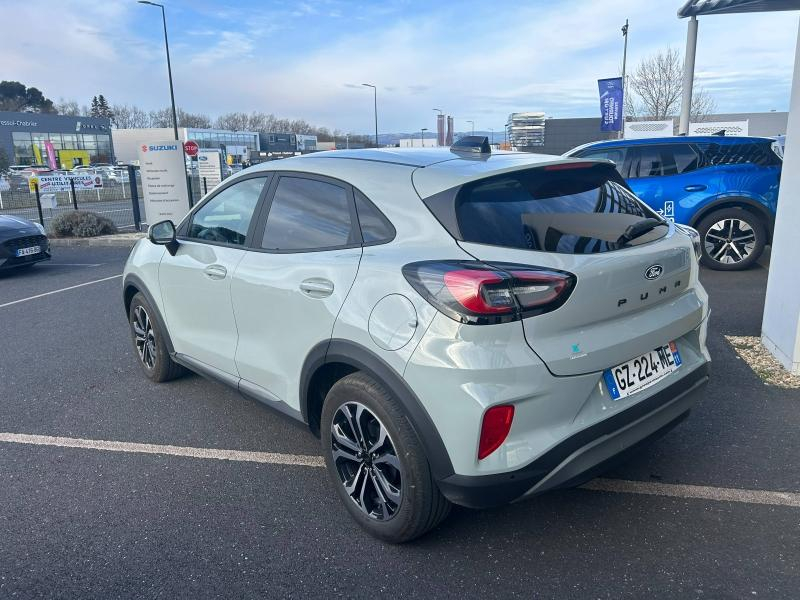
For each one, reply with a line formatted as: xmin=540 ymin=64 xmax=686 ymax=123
xmin=184 ymin=140 xmax=199 ymax=157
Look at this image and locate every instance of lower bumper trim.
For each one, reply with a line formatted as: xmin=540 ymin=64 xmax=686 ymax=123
xmin=436 ymin=363 xmax=709 ymax=509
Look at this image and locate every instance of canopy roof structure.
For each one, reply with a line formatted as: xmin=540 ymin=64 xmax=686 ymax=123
xmin=678 ymin=0 xmax=800 ymax=17
xmin=676 ymin=0 xmax=800 ymax=374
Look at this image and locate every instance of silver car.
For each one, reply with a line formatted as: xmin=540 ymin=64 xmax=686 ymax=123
xmin=122 ymin=144 xmax=710 ymax=543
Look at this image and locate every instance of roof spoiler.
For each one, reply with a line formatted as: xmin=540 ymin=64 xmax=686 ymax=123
xmin=451 ymin=136 xmax=491 ymax=155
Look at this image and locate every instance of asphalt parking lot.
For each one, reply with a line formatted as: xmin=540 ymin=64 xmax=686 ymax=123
xmin=1 ymin=246 xmax=798 ymax=599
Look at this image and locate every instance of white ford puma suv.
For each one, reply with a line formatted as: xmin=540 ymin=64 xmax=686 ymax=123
xmin=123 ymin=141 xmax=710 ymax=543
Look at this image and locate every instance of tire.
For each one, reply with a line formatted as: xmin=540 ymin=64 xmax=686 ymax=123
xmin=321 ymin=372 xmax=451 ymax=543
xmin=128 ymin=292 xmax=184 ymax=383
xmin=696 ymin=208 xmax=766 ymax=271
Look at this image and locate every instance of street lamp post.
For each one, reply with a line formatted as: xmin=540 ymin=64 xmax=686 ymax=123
xmin=362 ymin=83 xmax=378 ymax=148
xmin=620 ymin=19 xmax=629 ymax=139
xmin=138 ymin=1 xmax=179 ymax=141
xmin=467 ymin=120 xmax=475 ymax=135
xmin=489 ymin=127 xmax=494 ymax=145
xmin=421 ymin=127 xmax=428 ymax=148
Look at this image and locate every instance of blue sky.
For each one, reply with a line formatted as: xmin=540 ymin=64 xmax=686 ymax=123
xmin=2 ymin=0 xmax=798 ymax=134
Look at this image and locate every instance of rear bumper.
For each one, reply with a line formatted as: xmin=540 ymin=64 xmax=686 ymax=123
xmin=436 ymin=363 xmax=709 ymax=509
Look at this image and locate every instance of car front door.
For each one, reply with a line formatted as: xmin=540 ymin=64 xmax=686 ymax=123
xmin=231 ymin=174 xmax=365 ymax=412
xmin=159 ymin=175 xmax=269 ymax=376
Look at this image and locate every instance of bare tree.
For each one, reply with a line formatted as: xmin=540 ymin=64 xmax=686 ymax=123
xmin=55 ymin=98 xmax=82 ymax=116
xmin=110 ymin=104 xmax=150 ymax=128
xmin=215 ymin=112 xmax=250 ymax=131
xmin=626 ymin=47 xmax=715 ymax=122
xmin=176 ymin=108 xmax=212 ymax=129
xmin=690 ymin=88 xmax=716 ymax=122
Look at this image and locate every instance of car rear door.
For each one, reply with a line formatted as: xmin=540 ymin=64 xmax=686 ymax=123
xmin=626 ymin=143 xmax=716 ymax=224
xmin=230 ymin=173 xmax=364 ymax=412
xmin=158 ymin=175 xmax=270 ymax=376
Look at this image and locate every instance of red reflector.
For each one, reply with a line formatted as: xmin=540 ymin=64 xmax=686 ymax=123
xmin=543 ymin=162 xmax=597 ymax=171
xmin=478 ymin=405 xmax=515 ymax=460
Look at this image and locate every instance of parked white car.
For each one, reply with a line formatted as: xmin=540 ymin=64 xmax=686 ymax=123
xmin=122 ymin=144 xmax=710 ymax=542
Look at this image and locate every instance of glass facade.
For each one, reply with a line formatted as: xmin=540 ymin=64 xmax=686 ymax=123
xmin=11 ymin=131 xmax=112 ymax=166
xmin=188 ymin=129 xmax=258 ymax=153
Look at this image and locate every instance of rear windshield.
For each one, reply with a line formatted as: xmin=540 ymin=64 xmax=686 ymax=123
xmin=424 ymin=164 xmax=667 ymax=254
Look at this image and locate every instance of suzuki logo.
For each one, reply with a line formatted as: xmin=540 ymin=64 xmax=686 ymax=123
xmin=644 ymin=264 xmax=663 ymax=280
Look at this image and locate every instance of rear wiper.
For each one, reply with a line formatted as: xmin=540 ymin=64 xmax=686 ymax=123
xmin=617 ymin=218 xmax=667 ymax=246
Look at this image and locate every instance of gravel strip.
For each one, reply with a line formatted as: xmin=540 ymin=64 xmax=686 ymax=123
xmin=726 ymin=335 xmax=800 ymax=390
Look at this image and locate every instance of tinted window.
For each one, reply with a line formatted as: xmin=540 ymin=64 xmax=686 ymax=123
xmin=188 ymin=177 xmax=265 ymax=245
xmin=355 ymin=190 xmax=395 ymax=244
xmin=630 ymin=144 xmax=698 ymax=178
xmin=262 ymin=177 xmax=355 ymax=251
xmin=448 ymin=165 xmax=664 ymax=254
xmin=698 ymin=142 xmax=781 ymax=167
xmin=671 ymin=144 xmax=700 ymax=174
xmin=579 ymin=148 xmax=627 ymax=175
xmin=633 ymin=146 xmax=666 ymax=177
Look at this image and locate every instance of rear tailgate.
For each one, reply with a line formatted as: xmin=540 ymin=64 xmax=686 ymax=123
xmin=459 ymin=233 xmax=702 ymax=376
xmin=418 ymin=160 xmax=704 ymax=377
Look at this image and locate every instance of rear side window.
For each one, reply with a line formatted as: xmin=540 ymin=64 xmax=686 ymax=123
xmin=629 ymin=144 xmax=699 ymax=178
xmin=354 ymin=190 xmax=395 ymax=244
xmin=698 ymin=142 xmax=781 ymax=167
xmin=425 ymin=165 xmax=666 ymax=255
xmin=261 ymin=177 xmax=357 ymax=251
xmin=577 ymin=148 xmax=627 ymax=175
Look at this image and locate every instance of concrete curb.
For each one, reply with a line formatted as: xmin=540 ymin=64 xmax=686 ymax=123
xmin=49 ymin=233 xmax=145 ymax=248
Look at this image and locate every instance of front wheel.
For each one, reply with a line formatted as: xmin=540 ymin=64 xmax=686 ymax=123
xmin=697 ymin=208 xmax=766 ymax=271
xmin=321 ymin=372 xmax=451 ymax=543
xmin=128 ymin=292 xmax=184 ymax=382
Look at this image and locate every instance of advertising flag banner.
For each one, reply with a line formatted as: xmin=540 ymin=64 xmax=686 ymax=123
xmin=598 ymin=77 xmax=624 ymax=132
xmin=44 ymin=141 xmax=58 ymax=170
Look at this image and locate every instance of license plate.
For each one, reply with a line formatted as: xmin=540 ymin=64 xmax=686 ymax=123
xmin=603 ymin=342 xmax=682 ymax=400
xmin=16 ymin=245 xmax=40 ymax=257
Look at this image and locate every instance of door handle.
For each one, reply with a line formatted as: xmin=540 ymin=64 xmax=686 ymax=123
xmin=300 ymin=278 xmax=334 ymax=298
xmin=203 ymin=264 xmax=227 ymax=280
xmin=684 ymin=184 xmax=706 ymax=192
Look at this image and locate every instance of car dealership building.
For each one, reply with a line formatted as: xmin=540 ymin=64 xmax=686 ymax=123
xmin=0 ymin=111 xmax=114 ymax=169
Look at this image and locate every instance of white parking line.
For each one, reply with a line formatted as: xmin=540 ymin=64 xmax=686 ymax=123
xmin=0 ymin=432 xmax=325 ymax=467
xmin=1 ymin=431 xmax=798 ymax=508
xmin=582 ymin=478 xmax=800 ymax=508
xmin=0 ymin=274 xmax=122 ymax=309
xmin=39 ymin=263 xmax=103 ymax=267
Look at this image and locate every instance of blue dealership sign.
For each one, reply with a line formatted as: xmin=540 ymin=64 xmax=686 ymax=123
xmin=598 ymin=77 xmax=623 ymax=132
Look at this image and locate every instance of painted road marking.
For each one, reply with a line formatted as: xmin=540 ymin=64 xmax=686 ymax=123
xmin=1 ymin=432 xmax=799 ymax=508
xmin=40 ymin=263 xmax=103 ymax=267
xmin=582 ymin=478 xmax=800 ymax=508
xmin=0 ymin=274 xmax=122 ymax=309
xmin=0 ymin=432 xmax=325 ymax=468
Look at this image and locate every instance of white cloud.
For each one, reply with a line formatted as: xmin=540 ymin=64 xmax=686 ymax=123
xmin=0 ymin=0 xmax=796 ymax=133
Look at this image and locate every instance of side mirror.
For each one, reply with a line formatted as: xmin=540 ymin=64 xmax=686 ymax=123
xmin=148 ymin=220 xmax=179 ymax=255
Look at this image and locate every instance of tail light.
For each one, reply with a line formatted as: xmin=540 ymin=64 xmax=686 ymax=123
xmin=402 ymin=260 xmax=575 ymax=325
xmin=478 ymin=405 xmax=515 ymax=460
xmin=675 ymin=223 xmax=702 ymax=262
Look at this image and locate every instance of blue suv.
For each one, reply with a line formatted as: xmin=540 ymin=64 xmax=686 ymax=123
xmin=566 ymin=136 xmax=782 ymax=270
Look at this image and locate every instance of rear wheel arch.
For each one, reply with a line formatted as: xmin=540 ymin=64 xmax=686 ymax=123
xmin=689 ymin=197 xmax=774 ymax=242
xmin=300 ymin=339 xmax=455 ymax=480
